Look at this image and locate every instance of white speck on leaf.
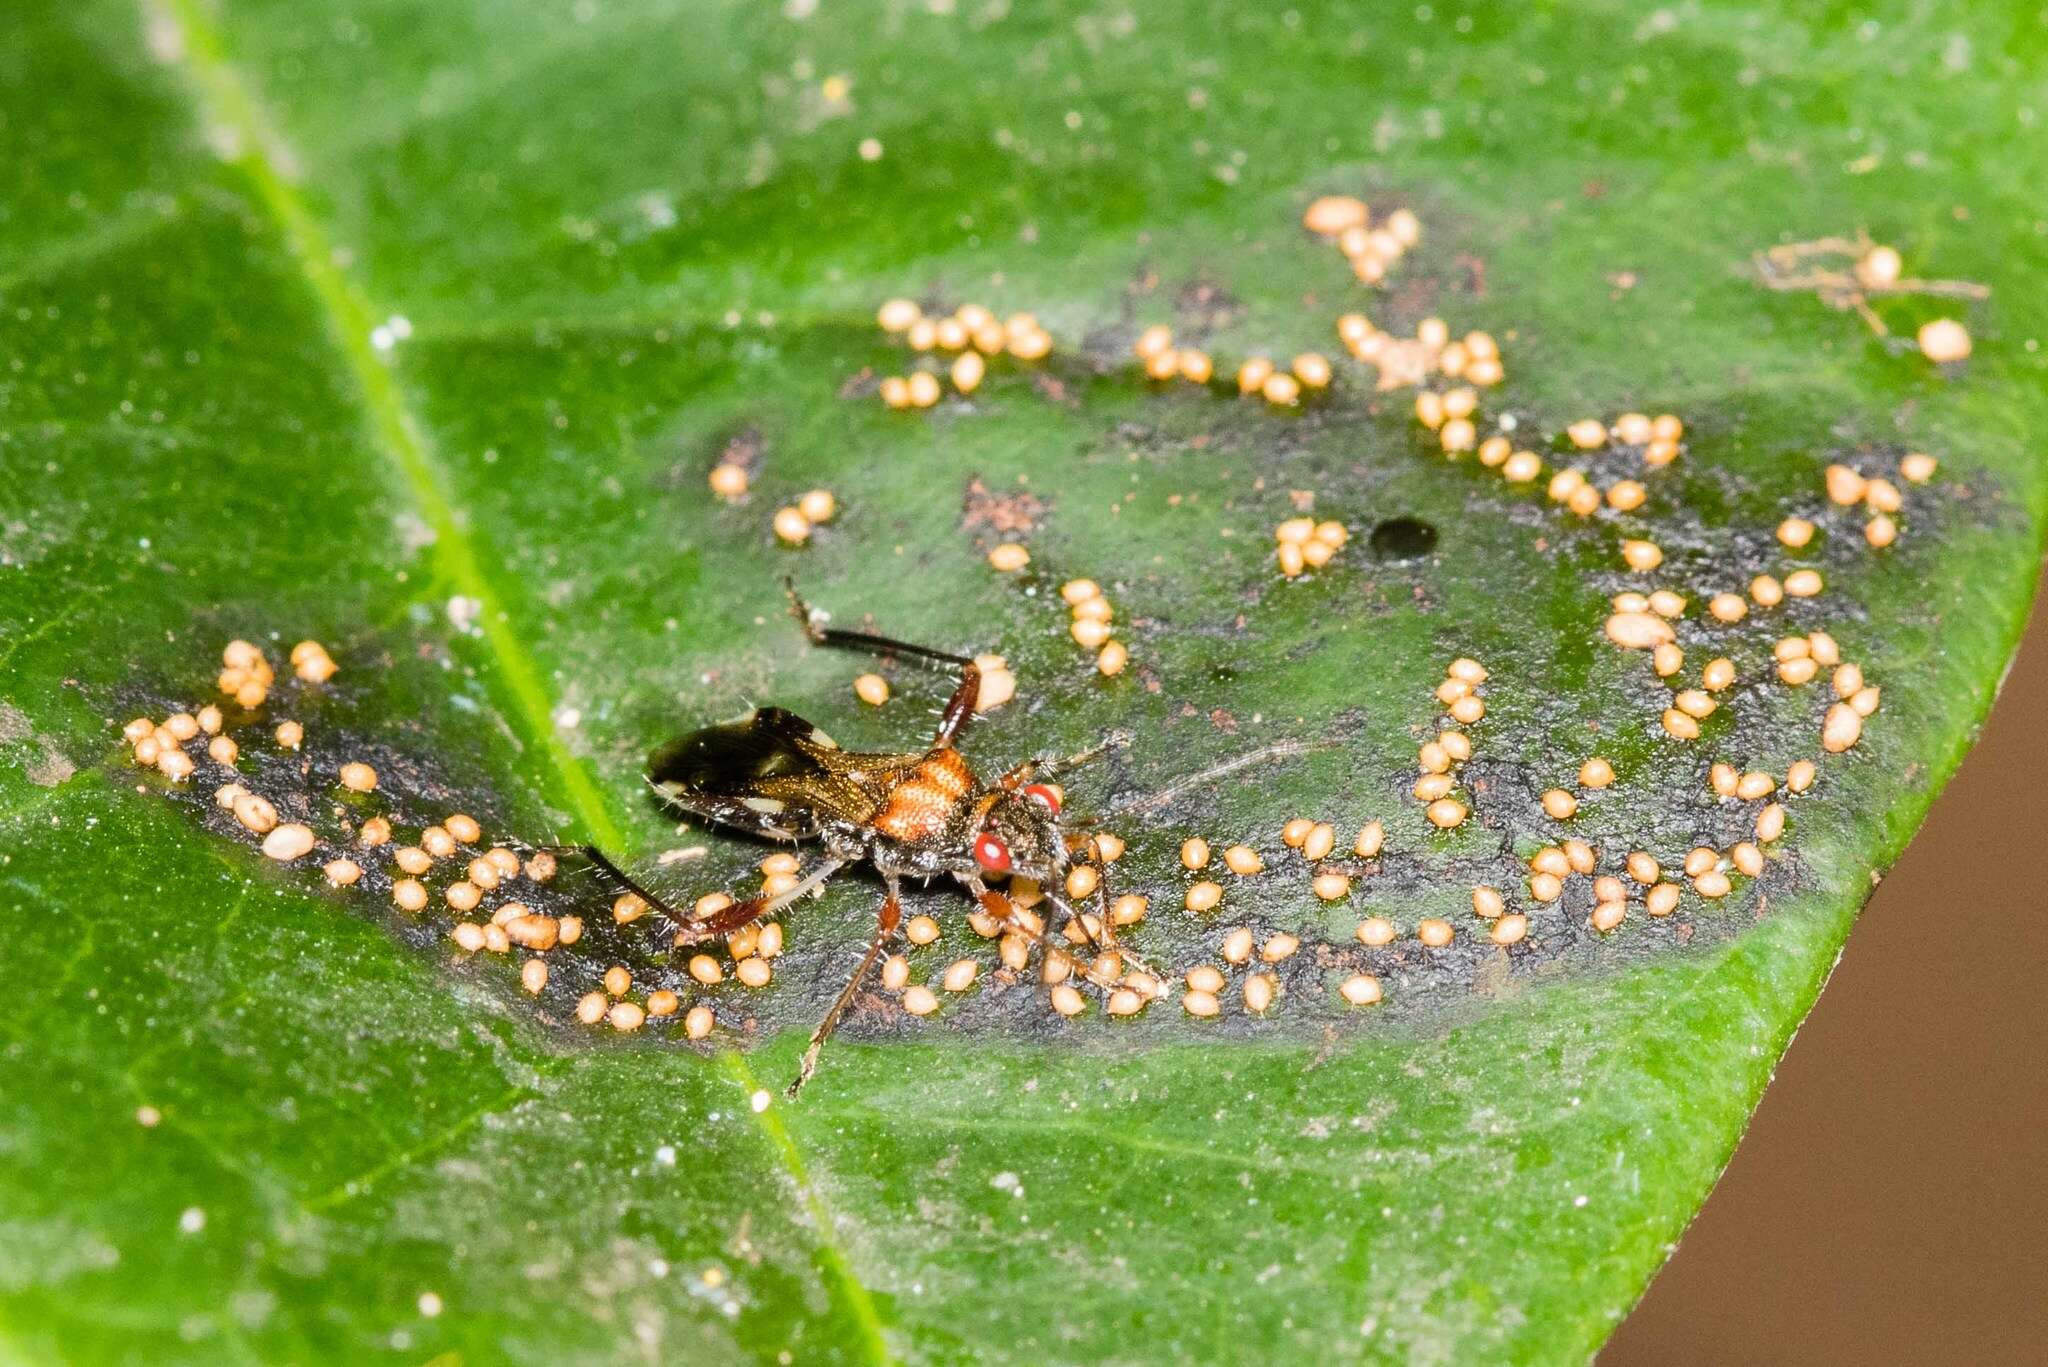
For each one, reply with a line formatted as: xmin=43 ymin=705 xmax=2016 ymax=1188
xmin=446 ymin=595 xmax=482 ymax=634
xmin=637 ymin=193 xmax=678 ymax=229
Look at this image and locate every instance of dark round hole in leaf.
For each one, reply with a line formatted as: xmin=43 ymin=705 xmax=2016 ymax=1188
xmin=1370 ymin=516 xmax=1440 ymax=560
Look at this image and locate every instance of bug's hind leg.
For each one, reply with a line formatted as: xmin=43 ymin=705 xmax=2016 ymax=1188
xmin=789 ymin=877 xmax=901 ymax=1096
xmin=531 ymin=842 xmax=843 ymax=947
xmin=528 ymin=843 xmax=697 ymax=938
xmin=784 ymin=579 xmax=975 ymax=671
xmin=671 ymin=855 xmax=847 ymax=946
xmin=783 ymin=577 xmax=984 ymax=749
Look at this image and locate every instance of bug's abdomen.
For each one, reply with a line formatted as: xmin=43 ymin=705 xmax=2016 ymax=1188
xmin=872 ymin=749 xmax=975 ymax=844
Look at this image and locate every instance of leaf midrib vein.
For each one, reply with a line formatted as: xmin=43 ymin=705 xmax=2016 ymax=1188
xmin=144 ymin=4 xmax=892 ymax=1359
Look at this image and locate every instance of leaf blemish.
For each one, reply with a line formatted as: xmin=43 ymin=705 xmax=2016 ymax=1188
xmin=93 ymin=192 xmax=2007 ymax=1084
xmin=114 ymin=587 xmax=1837 ymax=1064
xmin=0 ymin=701 xmax=77 ymax=788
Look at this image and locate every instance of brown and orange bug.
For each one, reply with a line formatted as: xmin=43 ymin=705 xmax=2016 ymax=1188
xmin=568 ymin=582 xmax=1142 ymax=1094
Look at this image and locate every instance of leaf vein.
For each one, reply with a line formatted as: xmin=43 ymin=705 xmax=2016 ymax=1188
xmin=303 ymin=1083 xmax=535 ymax=1212
xmin=145 ymin=4 xmax=894 ymax=1356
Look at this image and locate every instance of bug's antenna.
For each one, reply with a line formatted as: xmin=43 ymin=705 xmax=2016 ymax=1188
xmin=1109 ymin=738 xmax=1338 ymax=819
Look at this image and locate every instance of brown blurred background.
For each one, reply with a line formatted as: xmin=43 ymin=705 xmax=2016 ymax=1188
xmin=1607 ymin=558 xmax=2048 ymax=1363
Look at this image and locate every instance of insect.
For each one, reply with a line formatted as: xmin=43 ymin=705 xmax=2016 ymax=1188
xmin=569 ymin=581 xmax=1142 ymax=1094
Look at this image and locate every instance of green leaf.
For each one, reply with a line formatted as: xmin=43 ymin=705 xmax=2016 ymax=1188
xmin=3 ymin=1 xmax=2043 ymax=1362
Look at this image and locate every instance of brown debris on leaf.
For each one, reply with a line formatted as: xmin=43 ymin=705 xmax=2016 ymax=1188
xmin=960 ymin=477 xmax=1046 ymax=539
xmin=686 ymin=424 xmax=766 ymax=501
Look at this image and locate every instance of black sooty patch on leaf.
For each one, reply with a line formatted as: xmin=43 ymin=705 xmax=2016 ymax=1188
xmin=103 ymin=577 xmax=1881 ymax=1071
xmin=99 ymin=380 xmax=2012 ymax=1065
xmin=1370 ymin=516 xmax=1440 ymax=560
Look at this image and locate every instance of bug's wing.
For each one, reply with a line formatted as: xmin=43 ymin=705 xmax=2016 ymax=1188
xmin=648 ymin=707 xmax=866 ymax=838
xmin=649 ymin=707 xmax=834 ymax=789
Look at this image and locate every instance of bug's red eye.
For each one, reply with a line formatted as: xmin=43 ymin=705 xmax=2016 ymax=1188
xmin=973 ymin=831 xmax=1012 ymax=873
xmin=1021 ymin=783 xmax=1062 ymax=814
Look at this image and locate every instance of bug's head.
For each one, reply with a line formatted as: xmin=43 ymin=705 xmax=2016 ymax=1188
xmin=968 ymin=783 xmax=1066 ymax=881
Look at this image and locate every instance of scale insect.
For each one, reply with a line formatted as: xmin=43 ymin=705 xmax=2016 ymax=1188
xmin=565 ymin=581 xmax=1144 ymax=1094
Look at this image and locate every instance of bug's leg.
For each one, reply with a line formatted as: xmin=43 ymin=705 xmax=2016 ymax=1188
xmin=1044 ymin=842 xmax=1165 ymax=984
xmin=672 ymin=856 xmax=846 ymax=946
xmin=1052 ymin=895 xmax=1163 ymax=985
xmin=789 ymin=877 xmax=901 ymax=1096
xmin=531 ymin=842 xmax=841 ymax=947
xmin=1760 ymin=234 xmax=1867 ymax=266
xmin=783 ymin=577 xmax=983 ymax=749
xmin=1850 ymin=296 xmax=1890 ymax=338
xmin=531 ymin=843 xmax=697 ymax=931
xmin=968 ymin=884 xmax=1124 ymax=993
xmin=929 ymin=657 xmax=982 ymax=749
xmin=784 ymin=579 xmax=977 ymax=671
xmin=1087 ymin=832 xmax=1119 ymax=949
xmin=996 ymin=729 xmax=1133 ymax=789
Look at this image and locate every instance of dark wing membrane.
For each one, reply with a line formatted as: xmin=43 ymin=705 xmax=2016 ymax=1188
xmin=648 ymin=708 xmax=831 ymax=793
xmin=647 ymin=708 xmax=873 ymax=838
